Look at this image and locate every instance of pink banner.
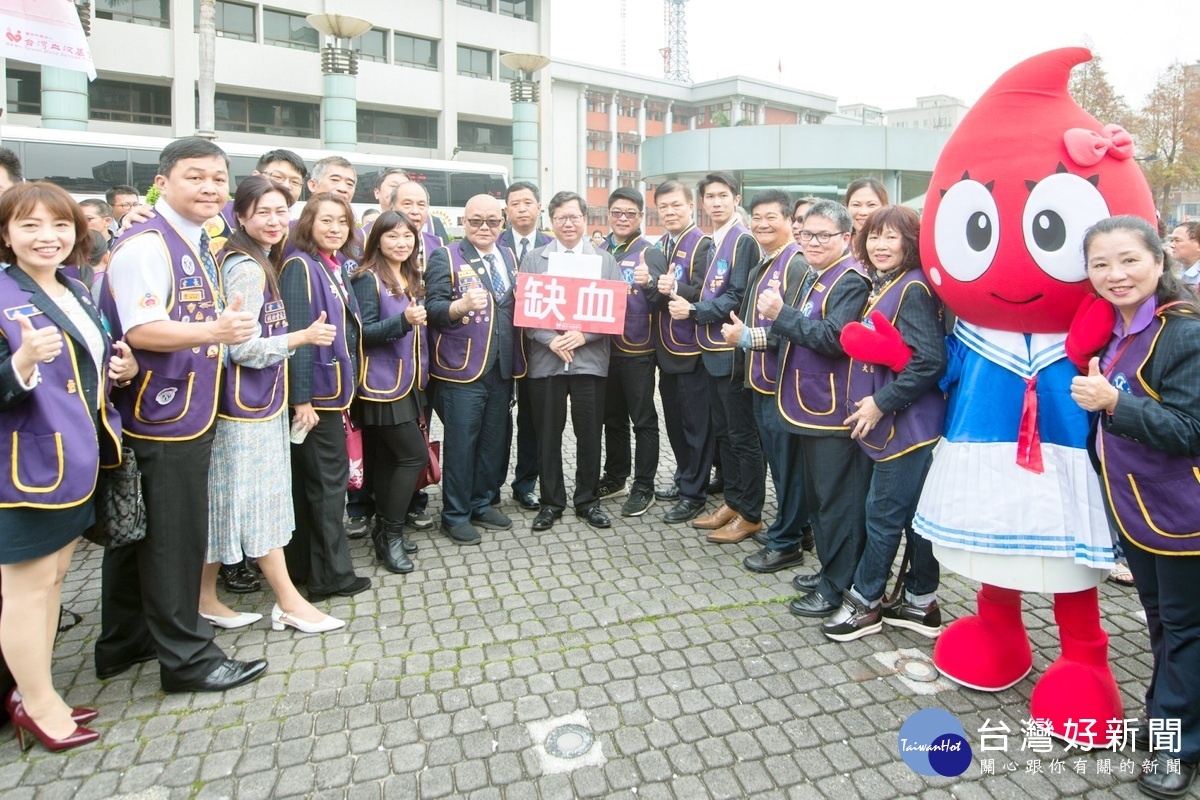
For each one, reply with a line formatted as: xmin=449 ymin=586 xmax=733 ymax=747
xmin=0 ymin=0 xmax=95 ymax=80
xmin=514 ymin=273 xmax=628 ymax=335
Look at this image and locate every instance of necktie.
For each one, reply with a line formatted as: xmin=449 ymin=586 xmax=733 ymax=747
xmin=799 ymin=268 xmax=819 ymax=300
xmin=198 ymin=229 xmax=224 ymax=313
xmin=519 ymin=237 xmax=529 ymax=262
xmin=485 ymin=254 xmax=506 ymax=296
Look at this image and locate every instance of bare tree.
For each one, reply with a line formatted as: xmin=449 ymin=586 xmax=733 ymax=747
xmin=197 ymin=0 xmax=216 ymax=140
xmin=1133 ymin=62 xmax=1200 ymax=212
xmin=1069 ymin=50 xmax=1131 ymax=128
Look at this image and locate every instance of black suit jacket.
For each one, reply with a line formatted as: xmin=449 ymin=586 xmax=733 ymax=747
xmin=425 ymin=239 xmax=518 ymax=380
xmin=498 ymin=227 xmax=552 ymax=263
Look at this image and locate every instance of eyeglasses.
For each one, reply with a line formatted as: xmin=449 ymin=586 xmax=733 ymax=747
xmin=552 ymin=214 xmax=583 ymax=225
xmin=262 ymin=171 xmax=304 ymax=190
xmin=112 ymin=200 xmax=138 ymax=210
xmin=798 ymin=230 xmax=843 ymax=243
xmin=608 ymin=209 xmax=640 ymax=220
xmin=465 ymin=218 xmax=504 ymax=229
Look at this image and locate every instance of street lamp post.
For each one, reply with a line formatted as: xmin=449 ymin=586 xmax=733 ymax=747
xmin=499 ymin=53 xmax=550 ymax=188
xmin=306 ymin=14 xmax=373 ymax=152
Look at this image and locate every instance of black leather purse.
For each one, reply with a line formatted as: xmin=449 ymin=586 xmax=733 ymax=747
xmin=84 ymin=447 xmax=146 ymax=548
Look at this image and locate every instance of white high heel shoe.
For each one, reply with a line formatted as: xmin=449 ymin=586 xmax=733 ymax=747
xmin=270 ymin=604 xmax=345 ymax=634
xmin=200 ymin=611 xmax=262 ymax=630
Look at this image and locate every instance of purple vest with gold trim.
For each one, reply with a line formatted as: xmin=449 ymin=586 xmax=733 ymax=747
xmin=846 ymin=270 xmax=946 ymax=460
xmin=428 ymin=242 xmax=497 ymax=383
xmin=216 ymin=252 xmax=289 ymax=421
xmin=605 ymin=236 xmax=654 ymax=355
xmin=1099 ymin=313 xmax=1200 ymax=554
xmin=113 ymin=215 xmax=222 ymax=441
xmin=358 ymin=270 xmax=429 ymax=402
xmin=776 ymin=255 xmax=867 ymax=433
xmin=698 ymin=222 xmax=754 ymax=351
xmin=284 ymin=251 xmax=360 ymax=410
xmin=747 ymin=243 xmax=803 ymax=395
xmin=656 ymin=225 xmax=707 ymax=357
xmin=0 ymin=271 xmax=122 ymax=508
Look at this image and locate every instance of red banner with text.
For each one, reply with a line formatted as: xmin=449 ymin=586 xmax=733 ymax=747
xmin=514 ymin=273 xmax=628 ymax=335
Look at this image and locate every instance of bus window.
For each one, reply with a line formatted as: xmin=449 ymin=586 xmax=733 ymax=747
xmin=449 ymin=172 xmax=506 ymax=206
xmin=228 ymin=156 xmax=257 ymax=192
xmin=352 ymin=168 xmax=381 ymax=205
xmin=130 ymin=148 xmax=158 ymax=193
xmin=24 ymin=142 xmax=128 ymax=194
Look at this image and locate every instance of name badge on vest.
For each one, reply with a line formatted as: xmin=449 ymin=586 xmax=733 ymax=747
xmin=180 ymin=290 xmax=204 ymax=302
xmin=3 ymin=304 xmax=42 ymax=321
xmin=181 ymin=255 xmax=196 ymax=276
xmin=263 ymin=301 xmax=286 ymax=326
xmin=180 ymin=277 xmax=203 ymax=290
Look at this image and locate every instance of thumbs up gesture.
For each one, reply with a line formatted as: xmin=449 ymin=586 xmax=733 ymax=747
xmin=756 ymin=287 xmax=784 ymax=321
xmin=721 ymin=310 xmax=745 ymax=347
xmin=1070 ymin=356 xmax=1120 ymax=413
xmin=632 ymin=261 xmax=650 ymax=287
xmin=304 ymin=310 xmax=338 ymax=347
xmin=211 ymin=291 xmax=257 ymax=345
xmin=12 ymin=315 xmax=64 ymax=383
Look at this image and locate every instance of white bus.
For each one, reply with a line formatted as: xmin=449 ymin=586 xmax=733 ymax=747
xmin=0 ymin=126 xmax=509 ymax=236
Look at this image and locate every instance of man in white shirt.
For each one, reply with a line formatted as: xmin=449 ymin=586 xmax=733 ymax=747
xmin=1168 ymin=222 xmax=1200 ymax=288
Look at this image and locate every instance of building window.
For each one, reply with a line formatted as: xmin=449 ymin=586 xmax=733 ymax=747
xmin=457 ymin=46 xmax=492 ymax=80
xmin=196 ymin=1 xmax=255 ymax=42
xmin=213 ymin=93 xmax=319 ymax=138
xmin=620 ymin=142 xmax=638 ymax=155
xmin=498 ymin=53 xmax=518 ymax=82
xmin=458 ymin=120 xmax=512 ymax=155
xmin=263 ymin=9 xmax=318 ymax=52
xmin=95 ymin=0 xmax=169 ymax=27
xmin=358 ymin=109 xmax=437 ymax=148
xmin=355 ymin=28 xmax=388 ymax=63
xmin=458 ymin=0 xmax=491 ymax=9
xmin=395 ymin=34 xmax=438 ymax=71
xmin=6 ymin=68 xmax=40 ymax=115
xmin=499 ymin=0 xmax=534 ymax=20
xmin=89 ymin=79 xmax=171 ymax=125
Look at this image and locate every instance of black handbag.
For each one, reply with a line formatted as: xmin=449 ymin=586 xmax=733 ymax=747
xmin=84 ymin=447 xmax=146 ymax=548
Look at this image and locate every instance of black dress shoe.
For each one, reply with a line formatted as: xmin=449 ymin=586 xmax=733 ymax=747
xmin=800 ymin=525 xmax=816 ymax=553
xmin=578 ymin=506 xmax=612 ymax=529
xmin=792 ymin=572 xmax=821 ymax=592
xmin=663 ymin=498 xmax=705 ymax=523
xmin=1138 ymin=752 xmax=1196 ymax=799
xmin=706 ymin=467 xmax=724 ymax=495
xmin=789 ymin=590 xmax=839 ymax=618
xmin=743 ymin=547 xmax=805 ymax=573
xmin=513 ymin=491 xmax=540 ymax=511
xmin=752 ymin=530 xmax=769 ymax=546
xmin=472 ymin=507 xmax=513 ymax=530
xmin=309 ymin=575 xmax=372 ymax=602
xmin=162 ymin=658 xmax=268 ymax=693
xmin=219 ymin=563 xmax=261 ymax=594
xmin=531 ymin=508 xmax=562 ymax=531
xmin=96 ymin=647 xmax=157 ymax=680
xmin=654 ymin=484 xmax=680 ymax=501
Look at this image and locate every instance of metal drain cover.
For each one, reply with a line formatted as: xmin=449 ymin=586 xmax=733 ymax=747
xmin=895 ymin=655 xmax=940 ymax=682
xmin=545 ymin=724 xmax=594 ymax=759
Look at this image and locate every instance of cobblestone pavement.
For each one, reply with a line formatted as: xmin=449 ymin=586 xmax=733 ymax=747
xmin=0 ymin=416 xmax=1170 ymax=800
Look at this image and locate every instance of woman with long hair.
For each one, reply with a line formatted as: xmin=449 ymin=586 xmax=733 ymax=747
xmin=350 ymin=211 xmax=429 ymax=574
xmin=280 ymin=193 xmax=370 ymax=603
xmin=0 ymin=182 xmax=136 ymax=750
xmin=820 ymin=205 xmax=947 ymax=642
xmin=1070 ymin=215 xmax=1200 ymax=797
xmin=201 ymin=175 xmax=344 ymax=634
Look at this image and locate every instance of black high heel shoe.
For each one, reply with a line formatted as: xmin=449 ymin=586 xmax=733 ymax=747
xmin=4 ymin=688 xmax=97 ymax=725
xmin=10 ymin=702 xmax=99 ymax=752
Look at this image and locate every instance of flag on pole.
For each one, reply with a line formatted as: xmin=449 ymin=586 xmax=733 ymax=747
xmin=778 ymin=58 xmax=782 ymax=75
xmin=0 ymin=0 xmax=96 ymax=80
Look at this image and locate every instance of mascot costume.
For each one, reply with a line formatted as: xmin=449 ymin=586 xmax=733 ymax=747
xmin=910 ymin=48 xmax=1156 ymax=738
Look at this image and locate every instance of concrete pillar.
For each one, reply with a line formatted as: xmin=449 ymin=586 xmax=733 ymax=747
xmin=510 ymin=95 xmax=538 ymax=186
xmin=577 ymin=86 xmax=588 ymax=194
xmin=731 ymin=96 xmax=742 ymax=125
xmin=665 ymin=101 xmax=673 ymax=133
xmin=636 ymin=96 xmax=646 ymax=193
xmin=608 ymin=92 xmax=618 ymax=193
xmin=757 ymin=104 xmax=766 ymax=125
xmin=322 ymin=71 xmax=357 ymax=151
xmin=41 ymin=66 xmax=88 ymax=131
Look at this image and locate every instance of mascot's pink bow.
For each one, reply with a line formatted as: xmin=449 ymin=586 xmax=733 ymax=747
xmin=1063 ymin=124 xmax=1134 ymax=167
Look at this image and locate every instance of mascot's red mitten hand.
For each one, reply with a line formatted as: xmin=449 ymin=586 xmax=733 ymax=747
xmin=1065 ymin=294 xmax=1115 ymax=372
xmin=840 ymin=311 xmax=913 ymax=372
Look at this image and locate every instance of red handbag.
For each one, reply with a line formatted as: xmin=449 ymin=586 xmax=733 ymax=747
xmin=416 ymin=413 xmax=441 ymax=489
xmin=343 ymin=411 xmax=364 ymax=490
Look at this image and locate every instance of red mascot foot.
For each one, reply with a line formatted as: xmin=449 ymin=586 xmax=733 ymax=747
xmin=933 ymin=584 xmax=1032 ymax=691
xmin=1029 ymin=589 xmax=1123 ymax=746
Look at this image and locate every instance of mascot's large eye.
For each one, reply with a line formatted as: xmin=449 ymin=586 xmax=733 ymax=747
xmin=1022 ymin=173 xmax=1109 ymax=282
xmin=933 ymin=180 xmax=1000 ymax=281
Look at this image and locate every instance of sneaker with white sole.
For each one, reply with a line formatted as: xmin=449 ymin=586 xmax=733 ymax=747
xmin=596 ymin=474 xmax=629 ymax=499
xmin=620 ymin=487 xmax=655 ymax=516
xmin=881 ymin=597 xmax=943 ymax=638
xmin=822 ymin=595 xmax=883 ymax=642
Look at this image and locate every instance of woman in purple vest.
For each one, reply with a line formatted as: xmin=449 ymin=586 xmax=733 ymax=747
xmin=1070 ymin=215 xmax=1200 ymax=796
xmin=201 ymin=176 xmax=345 ymax=635
xmin=0 ymin=182 xmax=136 ymax=751
xmin=822 ymin=205 xmax=947 ymax=643
xmin=350 ymin=212 xmax=430 ymax=574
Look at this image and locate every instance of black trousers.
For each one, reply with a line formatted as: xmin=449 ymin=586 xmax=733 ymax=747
xmin=366 ymin=421 xmax=428 ymax=524
xmin=711 ymin=375 xmax=766 ymax=522
xmin=799 ymin=434 xmax=872 ymax=603
xmin=434 ymin=368 xmax=512 ymax=528
xmin=509 ymin=377 xmax=539 ymax=496
xmin=285 ymin=409 xmax=358 ymax=595
xmin=603 ymin=353 xmax=659 ymax=491
xmin=659 ymin=366 xmax=714 ymax=503
xmin=96 ymin=429 xmax=226 ymax=684
xmin=529 ymin=373 xmax=605 ymax=513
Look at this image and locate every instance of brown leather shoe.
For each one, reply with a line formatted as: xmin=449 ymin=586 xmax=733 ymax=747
xmin=707 ymin=515 xmax=763 ymax=543
xmin=692 ymin=503 xmax=736 ymax=530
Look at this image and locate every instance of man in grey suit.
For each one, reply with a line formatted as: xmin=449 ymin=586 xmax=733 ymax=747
xmin=520 ymin=191 xmax=622 ymax=532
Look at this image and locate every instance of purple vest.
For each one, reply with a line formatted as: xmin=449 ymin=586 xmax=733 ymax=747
xmin=284 ymin=251 xmax=360 ymax=410
xmin=748 ymin=243 xmax=804 ymax=395
xmin=1099 ymin=314 xmax=1200 ymax=554
xmin=846 ymin=270 xmax=946 ymax=460
xmin=113 ymin=215 xmax=221 ymax=441
xmin=657 ymin=225 xmax=708 ymax=357
xmin=217 ymin=252 xmax=289 ymax=421
xmin=607 ymin=236 xmax=655 ymax=354
xmin=418 ymin=230 xmax=444 ymax=273
xmin=428 ymin=242 xmax=498 ymax=383
xmin=776 ymin=254 xmax=867 ymax=433
xmin=0 ymin=271 xmax=122 ymax=508
xmin=358 ymin=270 xmax=429 ymax=402
xmin=698 ymin=222 xmax=755 ymax=351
